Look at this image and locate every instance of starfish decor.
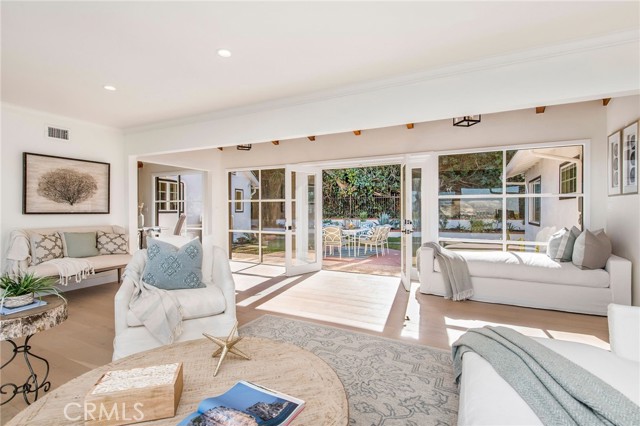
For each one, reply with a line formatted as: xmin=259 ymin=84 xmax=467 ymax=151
xmin=203 ymin=321 xmax=250 ymax=376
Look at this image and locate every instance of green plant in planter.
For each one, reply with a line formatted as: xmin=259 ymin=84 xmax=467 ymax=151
xmin=359 ymin=211 xmax=368 ymax=221
xmin=0 ymin=273 xmax=64 ymax=304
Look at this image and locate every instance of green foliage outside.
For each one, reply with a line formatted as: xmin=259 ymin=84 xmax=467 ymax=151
xmin=323 ymin=166 xmax=401 ymax=218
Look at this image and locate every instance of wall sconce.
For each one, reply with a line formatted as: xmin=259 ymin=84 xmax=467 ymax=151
xmin=237 ymin=145 xmax=252 ymax=151
xmin=453 ymin=115 xmax=481 ymax=127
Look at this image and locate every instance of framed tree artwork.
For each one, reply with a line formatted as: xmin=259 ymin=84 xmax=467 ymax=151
xmin=622 ymin=121 xmax=638 ymax=195
xmin=608 ymin=130 xmax=621 ymax=196
xmin=23 ymin=152 xmax=110 ymax=214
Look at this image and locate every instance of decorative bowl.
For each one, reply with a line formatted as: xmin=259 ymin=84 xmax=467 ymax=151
xmin=2 ymin=293 xmax=35 ymax=308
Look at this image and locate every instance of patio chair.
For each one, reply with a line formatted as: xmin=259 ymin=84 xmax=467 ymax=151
xmin=358 ymin=226 xmax=385 ymax=257
xmin=323 ymin=226 xmax=345 ymax=258
xmin=379 ymin=225 xmax=392 ymax=255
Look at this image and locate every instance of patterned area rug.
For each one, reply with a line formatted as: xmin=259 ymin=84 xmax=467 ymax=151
xmin=240 ymin=315 xmax=459 ymax=426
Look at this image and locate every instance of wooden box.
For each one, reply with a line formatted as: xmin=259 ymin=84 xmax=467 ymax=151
xmin=84 ymin=362 xmax=183 ymax=426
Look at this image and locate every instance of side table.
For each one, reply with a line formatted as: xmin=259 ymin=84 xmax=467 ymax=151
xmin=0 ymin=296 xmax=68 ymax=405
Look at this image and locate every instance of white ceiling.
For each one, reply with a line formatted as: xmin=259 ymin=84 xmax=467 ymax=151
xmin=2 ymin=1 xmax=639 ymax=129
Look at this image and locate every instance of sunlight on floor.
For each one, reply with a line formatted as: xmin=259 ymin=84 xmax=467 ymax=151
xmin=229 ymin=261 xmax=285 ymax=277
xmin=401 ymin=283 xmax=422 ymax=340
xmin=255 ymin=270 xmax=398 ymax=332
xmin=443 ymin=317 xmax=610 ymax=349
xmin=233 ymin=274 xmax=275 ymax=292
xmin=237 ymin=276 xmax=299 ymax=307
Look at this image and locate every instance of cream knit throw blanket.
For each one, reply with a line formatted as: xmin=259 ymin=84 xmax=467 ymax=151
xmin=46 ymin=258 xmax=94 ymax=285
xmin=125 ymin=250 xmax=183 ymax=345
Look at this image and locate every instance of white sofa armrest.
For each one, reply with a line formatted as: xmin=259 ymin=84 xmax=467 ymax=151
xmin=608 ymin=304 xmax=640 ymax=363
xmin=417 ymin=246 xmax=435 ymax=276
xmin=605 ymin=254 xmax=632 ymax=306
xmin=114 ymin=276 xmax=135 ymax=334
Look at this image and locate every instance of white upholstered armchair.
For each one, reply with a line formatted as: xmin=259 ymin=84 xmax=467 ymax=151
xmin=112 ymin=244 xmax=237 ymax=360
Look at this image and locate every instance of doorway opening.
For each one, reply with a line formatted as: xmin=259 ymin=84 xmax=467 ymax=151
xmin=321 ymin=164 xmax=402 ymax=277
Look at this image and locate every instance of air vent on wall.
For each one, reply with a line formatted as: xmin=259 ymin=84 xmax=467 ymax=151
xmin=45 ymin=125 xmax=70 ymax=141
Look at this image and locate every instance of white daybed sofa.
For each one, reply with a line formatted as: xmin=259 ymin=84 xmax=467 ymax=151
xmin=457 ymin=304 xmax=640 ymax=425
xmin=418 ymin=247 xmax=631 ymax=315
xmin=112 ymin=243 xmax=237 ymax=360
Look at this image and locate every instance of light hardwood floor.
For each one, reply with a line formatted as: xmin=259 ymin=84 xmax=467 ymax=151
xmin=0 ymin=269 xmax=608 ymax=424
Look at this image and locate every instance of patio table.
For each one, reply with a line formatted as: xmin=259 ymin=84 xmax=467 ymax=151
xmin=341 ymin=228 xmax=364 ymax=256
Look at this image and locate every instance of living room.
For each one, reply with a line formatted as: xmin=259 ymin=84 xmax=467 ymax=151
xmin=1 ymin=2 xmax=639 ymax=425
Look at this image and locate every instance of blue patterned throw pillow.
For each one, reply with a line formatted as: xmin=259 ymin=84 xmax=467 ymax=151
xmin=142 ymin=238 xmax=205 ymax=290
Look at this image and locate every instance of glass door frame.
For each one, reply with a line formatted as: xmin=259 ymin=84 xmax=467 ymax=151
xmin=285 ymin=165 xmax=322 ymax=276
xmin=401 ymin=154 xmax=432 ymax=291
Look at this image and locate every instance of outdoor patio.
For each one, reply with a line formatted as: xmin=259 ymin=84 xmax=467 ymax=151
xmin=322 ymin=247 xmax=401 ymax=276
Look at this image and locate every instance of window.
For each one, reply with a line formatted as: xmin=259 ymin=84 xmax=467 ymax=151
xmin=228 ymin=168 xmax=286 ymax=265
xmin=559 ymin=162 xmax=577 ymax=196
xmin=438 ymin=144 xmax=584 ymax=252
xmin=155 ymin=178 xmax=183 ymax=213
xmin=528 ymin=176 xmax=541 ymax=226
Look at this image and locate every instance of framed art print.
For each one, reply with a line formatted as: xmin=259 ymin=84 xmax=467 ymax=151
xmin=23 ymin=152 xmax=110 ymax=214
xmin=608 ymin=130 xmax=622 ymax=196
xmin=622 ymin=121 xmax=638 ymax=195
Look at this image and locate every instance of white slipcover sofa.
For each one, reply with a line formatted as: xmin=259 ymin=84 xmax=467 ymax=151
xmin=112 ymin=244 xmax=237 ymax=360
xmin=418 ymin=247 xmax=631 ymax=315
xmin=457 ymin=304 xmax=640 ymax=425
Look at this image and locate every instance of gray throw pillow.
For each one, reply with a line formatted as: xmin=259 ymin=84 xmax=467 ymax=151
xmin=546 ymin=226 xmax=581 ymax=262
xmin=572 ymin=229 xmax=612 ymax=270
xmin=62 ymin=232 xmax=99 ymax=258
xmin=142 ymin=238 xmax=205 ymax=290
xmin=30 ymin=232 xmax=64 ymax=265
xmin=97 ymin=231 xmax=129 ymax=254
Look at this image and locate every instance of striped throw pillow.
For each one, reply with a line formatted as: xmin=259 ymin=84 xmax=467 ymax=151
xmin=546 ymin=226 xmax=581 ymax=262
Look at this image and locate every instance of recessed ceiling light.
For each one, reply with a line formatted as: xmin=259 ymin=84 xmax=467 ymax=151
xmin=103 ymin=85 xmax=117 ymax=91
xmin=217 ymin=48 xmax=232 ymax=58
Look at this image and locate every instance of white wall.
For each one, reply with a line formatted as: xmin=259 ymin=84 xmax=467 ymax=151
xmin=0 ymin=104 xmax=126 ymax=287
xmin=606 ymin=95 xmax=640 ymax=305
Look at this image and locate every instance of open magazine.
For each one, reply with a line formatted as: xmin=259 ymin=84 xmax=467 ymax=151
xmin=178 ymin=381 xmax=305 ymax=426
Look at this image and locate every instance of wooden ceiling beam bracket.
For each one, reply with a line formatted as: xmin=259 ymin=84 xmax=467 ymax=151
xmin=406 ymin=123 xmax=414 ymax=129
xmin=353 ymin=130 xmax=361 ymax=136
xmin=272 ymin=140 xmax=280 ymax=146
xmin=308 ymin=136 xmax=316 ymax=141
xmin=535 ymin=106 xmax=546 ymax=114
xmin=603 ymin=98 xmax=611 ymax=106
xmin=217 ymin=147 xmax=223 ymax=151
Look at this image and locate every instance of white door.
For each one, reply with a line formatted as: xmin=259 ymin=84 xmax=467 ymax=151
xmin=400 ymin=159 xmax=424 ymax=291
xmin=285 ymin=166 xmax=322 ymax=276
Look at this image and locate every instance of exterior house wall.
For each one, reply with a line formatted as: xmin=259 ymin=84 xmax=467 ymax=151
xmin=521 ymin=147 xmax=583 ymax=242
xmin=229 ymin=172 xmax=255 ymax=232
xmin=606 ymin=95 xmax=640 ymax=305
xmin=0 ymin=104 xmax=126 ymax=287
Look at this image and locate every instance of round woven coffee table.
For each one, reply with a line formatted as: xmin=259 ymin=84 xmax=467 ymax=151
xmin=7 ymin=336 xmax=348 ymax=425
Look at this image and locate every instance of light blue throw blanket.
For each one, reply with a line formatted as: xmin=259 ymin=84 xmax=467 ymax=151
xmin=422 ymin=242 xmax=473 ymax=300
xmin=452 ymin=326 xmax=640 ymax=426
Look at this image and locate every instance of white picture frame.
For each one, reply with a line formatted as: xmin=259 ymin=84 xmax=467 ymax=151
xmin=622 ymin=121 xmax=638 ymax=195
xmin=608 ymin=130 xmax=622 ymax=196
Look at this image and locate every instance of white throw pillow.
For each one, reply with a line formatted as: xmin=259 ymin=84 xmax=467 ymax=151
xmin=572 ymin=229 xmax=612 ymax=270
